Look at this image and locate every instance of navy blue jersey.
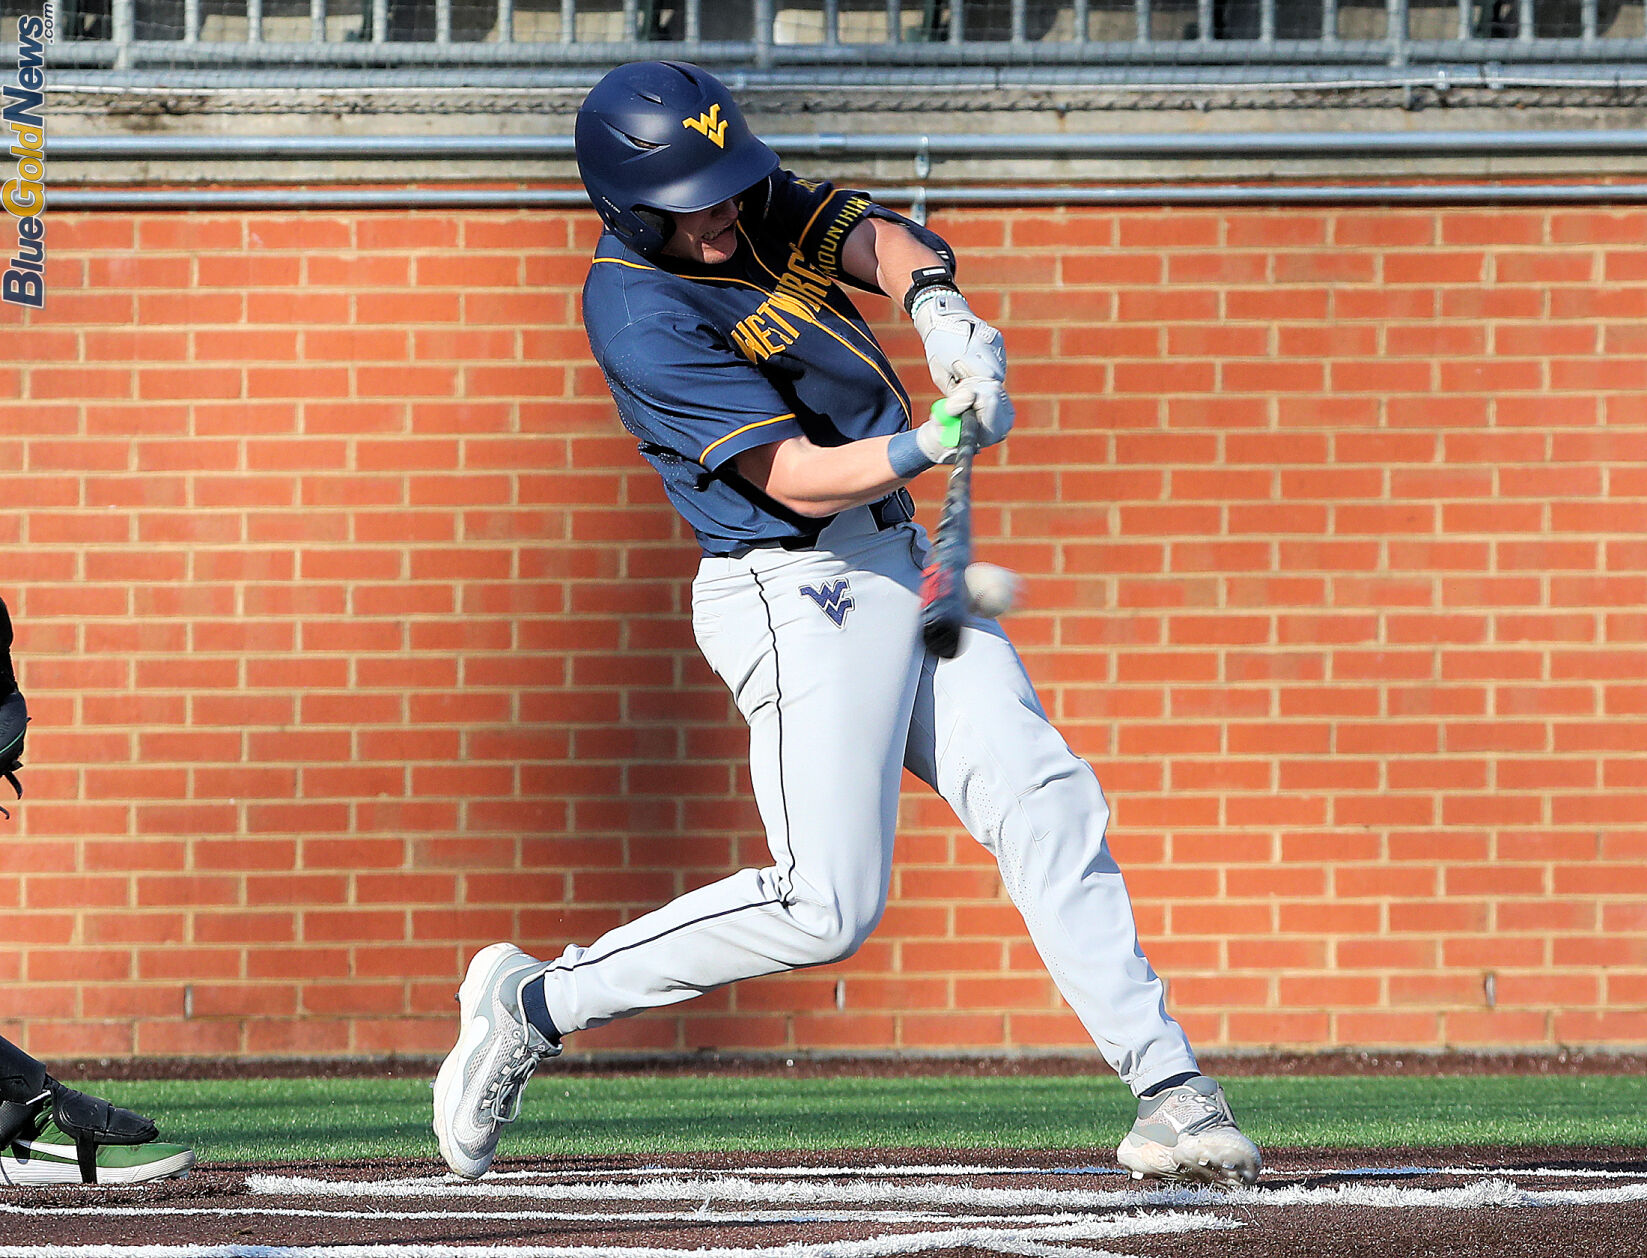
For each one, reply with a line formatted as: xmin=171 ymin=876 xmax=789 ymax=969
xmin=582 ymin=171 xmax=939 ymax=556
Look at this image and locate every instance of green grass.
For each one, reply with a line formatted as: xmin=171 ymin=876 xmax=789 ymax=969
xmin=82 ymin=1072 xmax=1647 ymax=1164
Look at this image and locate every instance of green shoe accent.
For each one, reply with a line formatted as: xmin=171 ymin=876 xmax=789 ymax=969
xmin=1 ymin=1104 xmax=194 ymax=1186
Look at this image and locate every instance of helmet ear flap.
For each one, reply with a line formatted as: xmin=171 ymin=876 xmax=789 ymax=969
xmin=737 ymin=177 xmax=771 ymax=229
xmin=632 ymin=207 xmax=674 ymax=256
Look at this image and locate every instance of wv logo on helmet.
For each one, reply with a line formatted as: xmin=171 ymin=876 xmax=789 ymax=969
xmin=682 ymin=103 xmax=728 ymax=148
xmin=800 ymin=580 xmax=854 ymax=628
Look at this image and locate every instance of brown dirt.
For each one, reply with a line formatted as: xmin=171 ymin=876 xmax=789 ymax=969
xmin=4 ymin=1145 xmax=1644 ymax=1256
xmin=27 ymin=1050 xmax=1644 ymax=1255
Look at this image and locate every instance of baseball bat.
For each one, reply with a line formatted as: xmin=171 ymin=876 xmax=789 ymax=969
xmin=919 ymin=397 xmax=981 ymax=659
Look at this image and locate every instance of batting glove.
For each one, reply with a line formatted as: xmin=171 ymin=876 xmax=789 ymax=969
xmin=910 ymin=287 xmax=1007 ymax=394
xmin=912 ymin=382 xmax=1015 ymax=465
xmin=949 ymin=378 xmax=1015 ymax=450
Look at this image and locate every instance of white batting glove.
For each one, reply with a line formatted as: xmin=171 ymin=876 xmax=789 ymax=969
xmin=949 ymin=378 xmax=1014 ymax=449
xmin=912 ymin=382 xmax=1015 ymax=465
xmin=909 ymin=288 xmax=1007 ymax=394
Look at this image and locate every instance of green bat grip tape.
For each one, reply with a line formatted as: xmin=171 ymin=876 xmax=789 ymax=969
xmin=929 ymin=396 xmax=966 ymax=450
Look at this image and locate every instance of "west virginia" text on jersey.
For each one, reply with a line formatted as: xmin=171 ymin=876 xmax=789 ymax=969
xmin=729 ymin=196 xmax=869 ymax=364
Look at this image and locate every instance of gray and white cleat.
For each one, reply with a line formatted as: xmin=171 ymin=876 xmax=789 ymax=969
xmin=432 ymin=942 xmax=560 ymax=1180
xmin=1117 ymin=1075 xmax=1262 ymax=1187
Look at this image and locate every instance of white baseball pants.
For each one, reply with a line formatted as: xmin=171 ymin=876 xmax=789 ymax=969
xmin=535 ymin=506 xmax=1199 ymax=1094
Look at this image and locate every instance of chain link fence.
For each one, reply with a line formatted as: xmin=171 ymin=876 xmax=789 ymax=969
xmin=8 ymin=0 xmax=1647 ymax=81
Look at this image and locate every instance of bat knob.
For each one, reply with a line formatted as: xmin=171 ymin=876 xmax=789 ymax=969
xmin=922 ymin=617 xmax=962 ymax=659
xmin=920 ymin=565 xmax=964 ymax=659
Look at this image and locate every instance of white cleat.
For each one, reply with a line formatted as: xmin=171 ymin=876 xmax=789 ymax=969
xmin=1116 ymin=1075 xmax=1262 ymax=1188
xmin=432 ymin=942 xmax=560 ymax=1180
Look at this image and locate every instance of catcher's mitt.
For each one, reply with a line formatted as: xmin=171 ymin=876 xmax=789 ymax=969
xmin=0 ymin=596 xmax=23 ymax=820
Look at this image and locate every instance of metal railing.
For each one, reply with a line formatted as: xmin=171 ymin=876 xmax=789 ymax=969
xmin=44 ymin=126 xmax=1647 ymax=208
xmin=29 ymin=0 xmax=1647 ymax=76
xmin=45 ymin=126 xmax=1647 ymax=159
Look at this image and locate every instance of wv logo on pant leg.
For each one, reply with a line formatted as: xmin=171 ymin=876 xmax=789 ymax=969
xmin=800 ymin=580 xmax=854 ymax=628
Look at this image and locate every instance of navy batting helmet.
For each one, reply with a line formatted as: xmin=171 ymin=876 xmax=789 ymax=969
xmin=575 ymin=61 xmax=780 ymax=258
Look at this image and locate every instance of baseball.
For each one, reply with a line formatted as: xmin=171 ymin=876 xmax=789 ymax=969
xmin=964 ymin=562 xmax=1022 ymax=618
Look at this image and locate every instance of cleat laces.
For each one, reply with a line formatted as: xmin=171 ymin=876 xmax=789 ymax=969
xmin=1153 ymin=1086 xmax=1235 ymax=1138
xmin=482 ymin=1042 xmax=549 ymax=1128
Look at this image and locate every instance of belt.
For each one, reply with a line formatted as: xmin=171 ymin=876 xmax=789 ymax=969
xmin=725 ymin=492 xmax=913 ymax=559
xmin=869 ymin=491 xmax=916 ymax=530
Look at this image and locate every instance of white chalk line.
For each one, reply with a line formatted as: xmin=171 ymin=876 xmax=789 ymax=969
xmin=478 ymin=1165 xmax=1122 ymax=1181
xmin=1438 ymin=1165 xmax=1647 ymax=1178
xmin=0 ymin=1201 xmax=1116 ymax=1227
xmin=1242 ymin=1177 xmax=1647 ymax=1208
xmin=0 ymin=1211 xmax=1237 ymax=1258
xmin=356 ymin=1160 xmax=1647 ymax=1186
xmin=246 ymin=1169 xmax=1647 ymax=1211
xmin=249 ymin=1172 xmax=1213 ymax=1210
xmin=0 ymin=1246 xmax=1141 ymax=1258
xmin=16 ymin=1161 xmax=1644 ymax=1258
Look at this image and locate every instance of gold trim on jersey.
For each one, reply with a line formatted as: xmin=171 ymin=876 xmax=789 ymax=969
xmin=700 ymin=413 xmax=797 ymax=465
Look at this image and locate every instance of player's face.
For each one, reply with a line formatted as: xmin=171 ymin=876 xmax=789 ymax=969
xmin=660 ymin=198 xmax=740 ymax=264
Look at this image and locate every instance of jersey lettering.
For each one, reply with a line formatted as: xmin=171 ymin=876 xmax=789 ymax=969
xmin=730 ymin=305 xmax=796 ymax=362
xmin=813 ymin=195 xmax=869 ymax=279
xmin=777 ymin=250 xmax=832 ymax=311
xmin=730 ymin=285 xmax=818 ymax=364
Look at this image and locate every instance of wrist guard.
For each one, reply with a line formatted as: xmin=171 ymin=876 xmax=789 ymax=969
xmin=903 ymin=265 xmax=959 ymax=318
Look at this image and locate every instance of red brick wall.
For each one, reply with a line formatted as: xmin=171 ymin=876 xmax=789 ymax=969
xmin=2 ymin=201 xmax=1644 ymax=1059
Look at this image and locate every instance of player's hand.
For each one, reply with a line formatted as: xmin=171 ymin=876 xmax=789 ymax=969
xmin=949 ymin=378 xmax=1014 ymax=449
xmin=913 ymin=381 xmax=1014 ymax=465
xmin=910 ymin=288 xmax=1007 ymax=393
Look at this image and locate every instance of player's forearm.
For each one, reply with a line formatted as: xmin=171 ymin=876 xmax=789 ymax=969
xmin=841 ymin=217 xmax=947 ymax=308
xmin=734 ymin=434 xmax=916 ymax=519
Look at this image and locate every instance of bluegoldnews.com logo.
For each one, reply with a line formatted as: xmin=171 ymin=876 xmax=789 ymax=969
xmin=3 ymin=3 xmax=49 ymax=309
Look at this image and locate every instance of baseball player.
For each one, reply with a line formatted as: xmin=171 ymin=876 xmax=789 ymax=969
xmin=434 ymin=60 xmax=1260 ymax=1188
xmin=0 ymin=595 xmax=195 ymax=1185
